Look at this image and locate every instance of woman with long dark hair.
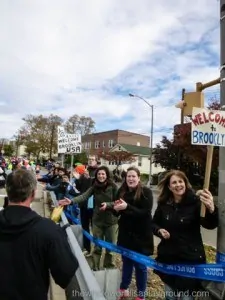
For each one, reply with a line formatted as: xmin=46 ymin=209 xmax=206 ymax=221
xmin=102 ymin=166 xmax=154 ymax=300
xmin=59 ymin=165 xmax=118 ymax=270
xmin=152 ymin=170 xmax=218 ymax=300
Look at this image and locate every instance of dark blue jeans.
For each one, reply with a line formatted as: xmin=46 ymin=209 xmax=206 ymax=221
xmin=120 ymin=256 xmax=147 ymax=299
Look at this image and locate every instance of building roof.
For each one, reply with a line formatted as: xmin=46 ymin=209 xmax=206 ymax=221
xmin=114 ymin=143 xmax=150 ymax=156
xmin=83 ymin=129 xmax=149 ymax=138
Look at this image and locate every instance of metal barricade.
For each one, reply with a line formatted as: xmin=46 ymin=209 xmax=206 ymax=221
xmin=49 ymin=191 xmax=106 ymax=300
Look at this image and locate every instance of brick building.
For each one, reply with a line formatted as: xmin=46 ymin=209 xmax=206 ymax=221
xmin=82 ymin=129 xmax=150 ymax=156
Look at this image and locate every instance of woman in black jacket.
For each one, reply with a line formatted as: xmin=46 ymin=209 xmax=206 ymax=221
xmin=3 ymin=197 xmax=8 ymax=208
xmin=152 ymin=170 xmax=218 ymax=300
xmin=105 ymin=166 xmax=154 ymax=300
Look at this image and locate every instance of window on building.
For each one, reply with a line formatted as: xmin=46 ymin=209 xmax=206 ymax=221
xmin=95 ymin=141 xmax=100 ymax=149
xmin=102 ymin=141 xmax=105 ymax=148
xmin=108 ymin=160 xmax=117 ymax=165
xmin=108 ymin=140 xmax=115 ymax=148
xmin=85 ymin=141 xmax=91 ymax=149
xmin=84 ymin=142 xmax=89 ymax=149
xmin=138 ymin=156 xmax=142 ymax=167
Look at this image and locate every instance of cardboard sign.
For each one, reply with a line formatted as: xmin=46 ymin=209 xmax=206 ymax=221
xmin=57 ymin=126 xmax=82 ymax=154
xmin=191 ymin=107 xmax=225 ymax=146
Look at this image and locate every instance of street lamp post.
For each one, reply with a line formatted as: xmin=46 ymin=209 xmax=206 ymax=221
xmin=129 ymin=93 xmax=154 ymax=186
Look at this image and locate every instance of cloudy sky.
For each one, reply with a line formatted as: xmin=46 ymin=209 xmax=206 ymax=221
xmin=0 ymin=0 xmax=221 ymax=145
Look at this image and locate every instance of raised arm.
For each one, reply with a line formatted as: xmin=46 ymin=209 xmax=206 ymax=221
xmin=124 ymin=187 xmax=153 ymax=217
xmin=200 ymin=204 xmax=218 ymax=229
xmin=72 ymin=186 xmax=94 ymax=204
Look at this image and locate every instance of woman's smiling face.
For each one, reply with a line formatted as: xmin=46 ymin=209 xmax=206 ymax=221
xmin=169 ymin=175 xmax=186 ymax=200
xmin=126 ymin=170 xmax=140 ymax=188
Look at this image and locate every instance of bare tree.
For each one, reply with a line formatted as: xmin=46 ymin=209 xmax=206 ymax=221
xmin=65 ymin=114 xmax=95 ymax=135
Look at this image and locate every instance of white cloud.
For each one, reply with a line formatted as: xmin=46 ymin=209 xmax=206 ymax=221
xmin=0 ymin=0 xmax=220 ymax=146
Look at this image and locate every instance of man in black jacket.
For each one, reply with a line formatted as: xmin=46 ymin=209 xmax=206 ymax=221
xmin=0 ymin=169 xmax=78 ymax=300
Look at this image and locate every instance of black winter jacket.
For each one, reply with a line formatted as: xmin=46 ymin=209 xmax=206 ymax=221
xmin=0 ymin=206 xmax=78 ymax=300
xmin=116 ymin=186 xmax=154 ymax=256
xmin=76 ymin=166 xmax=97 ymax=208
xmin=152 ymin=189 xmax=218 ymax=292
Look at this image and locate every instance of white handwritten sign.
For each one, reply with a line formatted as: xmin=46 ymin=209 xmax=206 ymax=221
xmin=57 ymin=126 xmax=82 ymax=154
xmin=191 ymin=107 xmax=225 ymax=146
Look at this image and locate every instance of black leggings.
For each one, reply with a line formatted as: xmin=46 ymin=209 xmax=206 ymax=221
xmin=80 ymin=207 xmax=93 ymax=252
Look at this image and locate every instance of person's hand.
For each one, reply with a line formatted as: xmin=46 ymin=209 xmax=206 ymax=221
xmin=114 ymin=199 xmax=127 ymax=211
xmin=100 ymin=202 xmax=107 ymax=211
xmin=73 ymin=171 xmax=80 ymax=180
xmin=114 ymin=199 xmax=123 ymax=205
xmin=158 ymin=229 xmax=170 ymax=239
xmin=199 ymin=189 xmax=215 ymax=213
xmin=84 ymin=169 xmax=90 ymax=178
xmin=58 ymin=198 xmax=72 ymax=206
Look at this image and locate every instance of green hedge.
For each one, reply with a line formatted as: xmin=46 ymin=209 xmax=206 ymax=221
xmin=140 ymin=173 xmax=162 ymax=185
xmin=140 ymin=173 xmax=149 ymax=183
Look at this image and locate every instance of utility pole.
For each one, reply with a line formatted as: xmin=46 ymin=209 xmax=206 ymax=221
xmin=218 ymin=0 xmax=225 ymax=262
xmin=177 ymin=88 xmax=185 ymax=169
xmin=216 ymin=0 xmax=225 ymax=296
xmin=181 ymin=88 xmax=185 ymax=124
xmin=128 ymin=93 xmax=154 ymax=186
xmin=150 ymin=103 xmax=154 ymax=185
xmin=202 ymin=1 xmax=225 ymax=299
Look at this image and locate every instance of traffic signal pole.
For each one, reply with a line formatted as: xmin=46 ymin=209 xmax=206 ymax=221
xmin=200 ymin=1 xmax=225 ymax=299
xmin=175 ymin=2 xmax=225 ymax=298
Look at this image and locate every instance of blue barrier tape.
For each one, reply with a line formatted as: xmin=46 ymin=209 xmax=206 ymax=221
xmin=216 ymin=252 xmax=225 ymax=264
xmin=65 ymin=211 xmax=225 ymax=282
xmin=65 ymin=205 xmax=80 ymax=217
